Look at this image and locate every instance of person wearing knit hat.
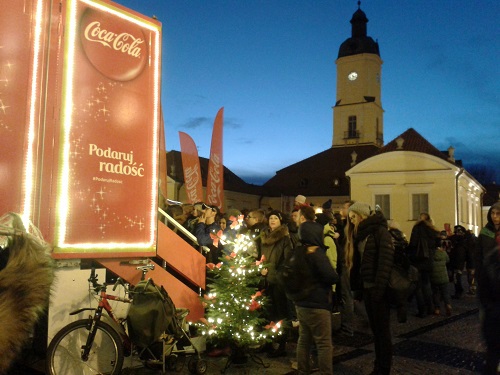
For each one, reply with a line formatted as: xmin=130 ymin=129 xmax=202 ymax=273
xmin=348 ymin=202 xmax=372 ymax=219
xmin=294 ymin=195 xmax=307 ymax=209
xmin=267 ymin=209 xmax=287 ymax=225
xmin=345 ymin=200 xmax=394 ymax=375
xmin=322 ymin=199 xmax=332 ymax=210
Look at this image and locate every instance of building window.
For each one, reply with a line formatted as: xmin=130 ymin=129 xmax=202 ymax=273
xmin=375 ymin=194 xmax=390 ymax=219
xmin=348 ymin=116 xmax=357 ymax=138
xmin=412 ymin=193 xmax=429 ymax=220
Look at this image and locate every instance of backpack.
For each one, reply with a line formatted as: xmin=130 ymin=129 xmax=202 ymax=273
xmin=388 ymin=263 xmax=419 ymax=305
xmin=127 ymin=279 xmax=183 ymax=348
xmin=385 ymin=229 xmax=419 ymax=305
xmin=277 ymin=246 xmax=317 ymax=302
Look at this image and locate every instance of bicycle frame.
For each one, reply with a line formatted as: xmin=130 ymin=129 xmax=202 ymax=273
xmin=70 ymin=285 xmax=132 ymax=360
xmin=73 ymin=264 xmax=154 ymax=360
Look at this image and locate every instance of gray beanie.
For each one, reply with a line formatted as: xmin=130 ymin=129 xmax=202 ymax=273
xmin=348 ymin=202 xmax=372 ymax=218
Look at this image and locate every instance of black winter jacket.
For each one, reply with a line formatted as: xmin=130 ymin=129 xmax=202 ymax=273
xmin=351 ymin=213 xmax=394 ymax=302
xmin=294 ymin=245 xmax=339 ymax=310
xmin=408 ymin=220 xmax=439 ymax=271
xmin=475 ymin=204 xmax=500 ymax=347
xmin=476 ymin=205 xmax=500 ymax=306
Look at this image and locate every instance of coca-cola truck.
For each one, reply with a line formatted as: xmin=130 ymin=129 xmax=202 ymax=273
xmin=0 ymin=0 xmax=205 ymax=358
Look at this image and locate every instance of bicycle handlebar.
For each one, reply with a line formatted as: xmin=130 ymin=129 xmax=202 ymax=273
xmin=87 ymin=263 xmax=155 ymax=292
xmin=88 ymin=268 xmax=101 ymax=291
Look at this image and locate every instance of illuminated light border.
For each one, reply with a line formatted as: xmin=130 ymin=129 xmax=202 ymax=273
xmin=56 ymin=0 xmax=160 ymax=251
xmin=21 ymin=0 xmax=44 ymax=229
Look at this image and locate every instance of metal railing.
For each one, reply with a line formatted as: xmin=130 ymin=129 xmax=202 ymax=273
xmin=157 ymin=207 xmax=209 ymax=254
xmin=344 ymin=130 xmax=360 ymax=139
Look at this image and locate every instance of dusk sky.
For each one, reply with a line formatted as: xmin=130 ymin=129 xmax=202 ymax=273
xmin=118 ymin=0 xmax=499 ymax=185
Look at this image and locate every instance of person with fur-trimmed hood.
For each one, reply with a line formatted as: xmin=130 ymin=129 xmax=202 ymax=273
xmin=345 ymin=202 xmax=394 ymax=375
xmin=259 ymin=210 xmax=293 ymax=357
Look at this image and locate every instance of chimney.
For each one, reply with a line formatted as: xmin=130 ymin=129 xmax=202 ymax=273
xmin=396 ymin=137 xmax=404 ymax=150
xmin=448 ymin=146 xmax=455 ymax=162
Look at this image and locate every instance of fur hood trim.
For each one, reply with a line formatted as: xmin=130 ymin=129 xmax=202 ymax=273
xmin=260 ymin=224 xmax=289 ymax=246
xmin=0 ymin=213 xmax=55 ymax=374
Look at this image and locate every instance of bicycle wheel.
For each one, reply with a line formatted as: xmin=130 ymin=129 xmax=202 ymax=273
xmin=46 ymin=319 xmax=124 ymax=375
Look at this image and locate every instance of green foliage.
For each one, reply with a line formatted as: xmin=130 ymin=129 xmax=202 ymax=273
xmin=197 ymin=234 xmax=282 ymax=348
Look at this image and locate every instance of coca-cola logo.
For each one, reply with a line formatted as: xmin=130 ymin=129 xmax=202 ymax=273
xmin=207 ymin=153 xmax=222 ymax=206
xmin=185 ymin=166 xmax=201 ymax=202
xmin=80 ymin=8 xmax=148 ymax=81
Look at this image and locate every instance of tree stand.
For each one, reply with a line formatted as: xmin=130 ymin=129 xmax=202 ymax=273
xmin=221 ymin=346 xmax=270 ymax=374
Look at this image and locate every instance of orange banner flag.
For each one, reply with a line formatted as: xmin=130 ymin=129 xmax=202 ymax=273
xmin=206 ymin=107 xmax=224 ymax=209
xmin=159 ymin=107 xmax=168 ymax=203
xmin=179 ymin=131 xmax=203 ymax=204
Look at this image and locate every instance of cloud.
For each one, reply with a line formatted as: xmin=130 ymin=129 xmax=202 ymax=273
xmin=224 ymin=117 xmax=242 ymax=129
xmin=179 ymin=116 xmax=242 ymax=130
xmin=235 ymin=138 xmax=254 ymax=145
xmin=180 ymin=117 xmax=211 ymax=129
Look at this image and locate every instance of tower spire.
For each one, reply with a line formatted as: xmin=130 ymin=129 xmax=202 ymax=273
xmin=338 ymin=3 xmax=379 ymax=58
xmin=333 ymin=3 xmax=384 ymax=148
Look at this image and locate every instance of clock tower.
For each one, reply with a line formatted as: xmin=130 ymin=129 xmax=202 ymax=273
xmin=332 ymin=2 xmax=384 ymax=147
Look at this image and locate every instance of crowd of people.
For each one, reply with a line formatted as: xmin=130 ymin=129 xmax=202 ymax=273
xmin=161 ymin=197 xmax=500 ymax=375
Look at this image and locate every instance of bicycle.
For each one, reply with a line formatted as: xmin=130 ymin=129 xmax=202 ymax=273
xmin=45 ymin=265 xmax=142 ymax=374
xmin=46 ymin=264 xmax=207 ymax=374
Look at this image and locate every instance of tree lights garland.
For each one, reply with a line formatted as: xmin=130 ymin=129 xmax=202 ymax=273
xmin=196 ymin=232 xmax=283 ymax=348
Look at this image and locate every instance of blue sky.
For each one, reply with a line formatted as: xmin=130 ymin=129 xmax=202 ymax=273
xmin=117 ymin=0 xmax=499 ymax=185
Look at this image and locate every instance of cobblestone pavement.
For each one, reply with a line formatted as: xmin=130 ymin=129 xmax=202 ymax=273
xmin=19 ymin=290 xmax=487 ymax=374
xmin=118 ymin=291 xmax=486 ymax=375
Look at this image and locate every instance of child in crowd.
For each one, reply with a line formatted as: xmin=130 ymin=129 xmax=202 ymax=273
xmin=431 ymin=245 xmax=452 ymax=316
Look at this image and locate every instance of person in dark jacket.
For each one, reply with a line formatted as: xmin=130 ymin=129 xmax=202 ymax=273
xmin=242 ymin=209 xmax=267 ymax=258
xmin=294 ymin=221 xmax=338 ymax=375
xmin=430 ymin=246 xmax=452 ymax=316
xmin=194 ymin=203 xmax=222 ymax=264
xmin=408 ymin=213 xmax=440 ymax=317
xmin=449 ymin=224 xmax=474 ymax=299
xmin=337 ymin=200 xmax=355 ymax=337
xmin=387 ymin=220 xmax=411 ymax=323
xmin=259 ymin=210 xmax=293 ymax=357
xmin=288 ymin=208 xmax=301 ymax=248
xmin=475 ymin=202 xmax=500 ymax=375
xmin=346 ymin=202 xmax=394 ymax=375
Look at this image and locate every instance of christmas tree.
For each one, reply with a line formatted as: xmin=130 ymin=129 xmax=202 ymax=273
xmin=198 ymin=229 xmax=283 ymax=351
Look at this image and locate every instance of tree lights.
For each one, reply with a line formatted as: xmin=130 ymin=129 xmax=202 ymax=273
xmin=197 ymin=232 xmax=283 ymax=349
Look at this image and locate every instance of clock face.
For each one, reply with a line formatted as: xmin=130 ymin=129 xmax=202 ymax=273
xmin=348 ymin=71 xmax=358 ymax=81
